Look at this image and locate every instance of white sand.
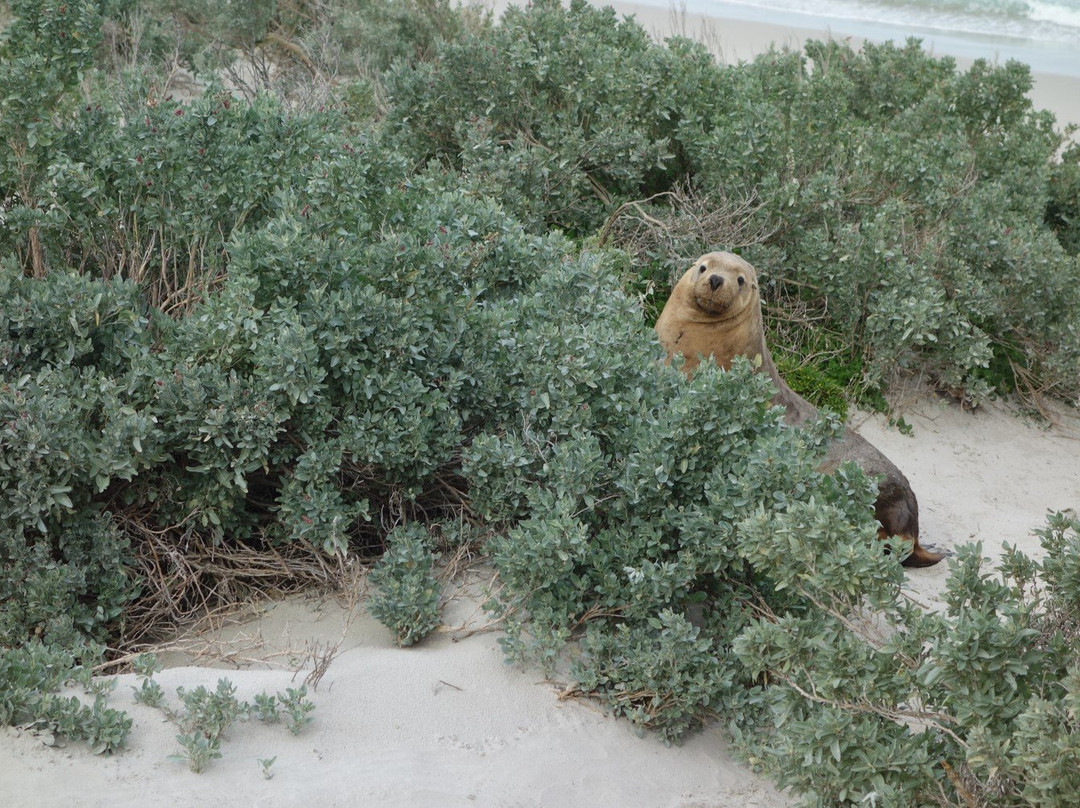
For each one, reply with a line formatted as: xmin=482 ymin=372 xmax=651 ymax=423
xmin=4 ymin=4 xmax=1079 ymax=806
xmin=1 ymin=577 xmax=790 ymax=808
xmin=854 ymin=386 xmax=1080 ymax=607
xmin=3 ymin=386 xmax=1076 ymax=808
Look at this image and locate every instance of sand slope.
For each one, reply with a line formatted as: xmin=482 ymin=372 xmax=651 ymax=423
xmin=855 ymin=387 xmax=1079 ymax=606
xmin=1 ymin=588 xmax=789 ymax=808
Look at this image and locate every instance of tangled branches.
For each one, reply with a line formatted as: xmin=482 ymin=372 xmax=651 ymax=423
xmin=599 ymin=182 xmax=778 ymax=283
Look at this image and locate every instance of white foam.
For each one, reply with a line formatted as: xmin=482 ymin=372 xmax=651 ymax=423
xmin=1028 ymin=0 xmax=1080 ymax=32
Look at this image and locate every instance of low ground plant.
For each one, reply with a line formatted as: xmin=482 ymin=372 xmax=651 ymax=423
xmin=367 ymin=523 xmax=442 ymax=646
xmin=0 ymin=642 xmax=131 ymax=754
xmin=127 ymin=656 xmax=318 ymax=773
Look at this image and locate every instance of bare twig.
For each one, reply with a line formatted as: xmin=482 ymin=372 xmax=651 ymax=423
xmin=942 ymin=759 xmax=980 ymax=808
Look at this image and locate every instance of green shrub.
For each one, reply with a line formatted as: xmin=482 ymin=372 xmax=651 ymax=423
xmin=689 ymin=40 xmax=1079 ymax=399
xmin=463 ymin=252 xmax=873 ymax=739
xmin=145 ymin=674 xmax=317 ymax=772
xmin=296 ymin=0 xmax=491 ymax=78
xmin=34 ymin=91 xmax=407 ymax=311
xmin=732 ymin=511 xmax=1080 ymax=807
xmin=0 ymin=264 xmax=152 ymax=647
xmin=2 ymin=3 xmax=1080 ymax=804
xmin=574 ymin=609 xmax=732 ymax=745
xmin=384 ymin=0 xmax=705 ymax=236
xmin=368 ymin=523 xmax=441 ymax=646
xmin=0 ymin=0 xmax=104 ymax=280
xmin=386 ymin=4 xmax=1080 ymax=399
xmin=0 ymin=642 xmax=131 ymax=754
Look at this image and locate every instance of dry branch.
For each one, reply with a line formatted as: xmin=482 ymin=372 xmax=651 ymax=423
xmin=599 ymin=180 xmax=777 ymax=278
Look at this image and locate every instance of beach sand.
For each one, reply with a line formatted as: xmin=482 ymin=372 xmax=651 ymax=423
xmin=3 ymin=4 xmax=1080 ymax=807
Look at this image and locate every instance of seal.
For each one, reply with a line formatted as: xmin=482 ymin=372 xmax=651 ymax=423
xmin=655 ymin=251 xmax=944 ymax=567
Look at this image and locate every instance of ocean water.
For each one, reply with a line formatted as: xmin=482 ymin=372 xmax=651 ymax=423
xmin=667 ymin=0 xmax=1080 ymax=75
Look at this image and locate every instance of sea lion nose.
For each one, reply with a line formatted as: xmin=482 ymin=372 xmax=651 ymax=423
xmin=709 ymin=274 xmax=723 ymax=291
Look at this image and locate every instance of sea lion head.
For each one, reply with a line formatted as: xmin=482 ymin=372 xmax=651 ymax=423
xmin=682 ymin=251 xmax=758 ymax=320
xmin=655 ymin=250 xmax=764 ymax=374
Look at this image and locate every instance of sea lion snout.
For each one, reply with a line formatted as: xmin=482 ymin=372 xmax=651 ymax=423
xmin=709 ymin=274 xmax=724 ymax=291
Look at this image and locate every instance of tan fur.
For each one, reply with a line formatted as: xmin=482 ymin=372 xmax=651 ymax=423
xmin=655 ymin=252 xmax=944 ymax=567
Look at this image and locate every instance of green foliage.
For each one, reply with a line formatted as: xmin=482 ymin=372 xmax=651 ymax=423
xmin=0 ymin=264 xmax=151 ymax=648
xmin=2 ymin=2 xmax=1080 ymax=804
xmin=174 ymin=678 xmax=244 ymax=741
xmin=574 ymin=609 xmax=733 ymax=745
xmin=131 ymin=651 xmax=161 ymax=678
xmin=368 ymin=524 xmax=441 ymax=646
xmin=0 ymin=0 xmax=103 ymax=234
xmin=299 ymin=0 xmax=490 ymax=77
xmin=170 ymin=730 xmax=222 ymax=773
xmin=1047 ymin=141 xmax=1080 ymax=254
xmin=131 ymin=670 xmax=319 ymax=772
xmin=384 ymin=0 xmax=702 ymax=235
xmin=0 ymin=641 xmax=131 ymax=754
xmin=109 ymin=0 xmax=484 ymax=92
xmin=132 ymin=676 xmax=164 ymax=708
xmin=387 ymin=3 xmax=1079 ymax=399
xmin=34 ymin=91 xmax=407 ymax=310
xmin=773 ymin=341 xmax=856 ymax=418
xmin=246 ymin=685 xmax=316 ymax=735
xmin=278 ymin=685 xmax=315 ymax=735
xmin=732 ymin=511 xmax=1080 ymax=807
xmin=462 ymin=251 xmax=866 ymax=739
xmin=250 ymin=692 xmax=279 ymax=723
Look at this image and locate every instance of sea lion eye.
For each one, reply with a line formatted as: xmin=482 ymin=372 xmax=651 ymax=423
xmin=698 ymin=264 xmax=707 ymax=274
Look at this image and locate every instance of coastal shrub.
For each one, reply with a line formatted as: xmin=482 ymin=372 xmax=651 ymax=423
xmin=1047 ymin=141 xmax=1080 ymax=255
xmin=293 ymin=0 xmax=491 ymax=77
xmin=0 ymin=86 xmax=570 ymax=653
xmin=730 ymin=510 xmax=1080 ymax=807
xmin=367 ymin=523 xmax=442 ymax=646
xmin=386 ymin=2 xmax=1080 ymax=400
xmin=462 ymin=253 xmax=877 ymax=739
xmin=3 ymin=2 xmax=1080 ymax=805
xmin=681 ymin=39 xmax=1080 ymax=400
xmin=384 ymin=0 xmax=707 ymax=235
xmin=0 ymin=642 xmax=131 ymax=754
xmin=34 ymin=90 xmax=408 ymax=311
xmin=0 ymin=0 xmax=104 ymax=276
xmin=103 ymin=0 xmax=483 ymax=95
xmin=0 ymin=263 xmax=153 ymax=648
xmin=143 ymin=672 xmax=317 ymax=772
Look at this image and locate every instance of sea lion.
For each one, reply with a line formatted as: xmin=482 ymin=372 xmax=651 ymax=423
xmin=655 ymin=251 xmax=944 ymax=567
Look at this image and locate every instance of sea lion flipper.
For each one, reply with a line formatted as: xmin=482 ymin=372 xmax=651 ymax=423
xmin=901 ymin=541 xmax=947 ymax=568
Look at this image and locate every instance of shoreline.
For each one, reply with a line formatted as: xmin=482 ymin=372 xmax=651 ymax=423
xmin=661 ymin=0 xmax=1080 ymax=78
xmin=487 ymin=0 xmax=1080 ymax=133
xmin=605 ymin=0 xmax=1080 ymax=132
